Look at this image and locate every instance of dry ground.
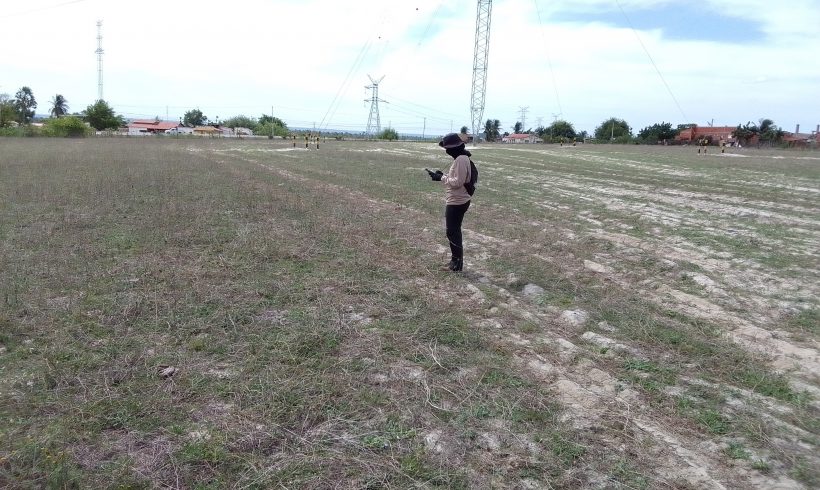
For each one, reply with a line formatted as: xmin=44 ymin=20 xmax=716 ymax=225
xmin=0 ymin=138 xmax=817 ymax=488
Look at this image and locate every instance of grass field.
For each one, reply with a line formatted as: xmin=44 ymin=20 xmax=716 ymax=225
xmin=1 ymin=138 xmax=818 ymax=488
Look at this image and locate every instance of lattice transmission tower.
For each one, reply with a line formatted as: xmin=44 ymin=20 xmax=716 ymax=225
xmin=95 ymin=20 xmax=104 ymax=101
xmin=364 ymin=75 xmax=387 ymax=137
xmin=470 ymin=0 xmax=492 ymax=142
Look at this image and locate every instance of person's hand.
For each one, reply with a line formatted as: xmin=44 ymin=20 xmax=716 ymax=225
xmin=428 ymin=170 xmax=443 ymax=181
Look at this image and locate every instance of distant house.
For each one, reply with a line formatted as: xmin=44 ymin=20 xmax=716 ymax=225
xmin=676 ymin=125 xmax=737 ymax=145
xmin=783 ymin=132 xmax=815 ymax=148
xmin=193 ymin=126 xmax=220 ymax=136
xmin=128 ymin=119 xmax=182 ymax=136
xmin=502 ymin=133 xmax=541 ymax=144
xmin=168 ymin=126 xmax=193 ymax=135
xmin=233 ymin=127 xmax=254 ymax=136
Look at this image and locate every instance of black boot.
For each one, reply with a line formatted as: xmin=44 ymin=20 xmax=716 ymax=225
xmin=447 ymin=258 xmax=463 ymax=272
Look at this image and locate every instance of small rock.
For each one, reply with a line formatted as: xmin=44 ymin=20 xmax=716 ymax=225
xmin=527 ymin=358 xmax=554 ymax=377
xmin=478 ymin=432 xmax=501 ymax=451
xmin=688 ymin=273 xmax=716 ymax=288
xmin=522 ymin=284 xmax=545 ymax=297
xmin=581 ymin=331 xmax=634 ymax=354
xmin=158 ymin=366 xmax=178 ymax=378
xmin=583 ymin=260 xmax=612 ymax=274
xmin=660 ymin=259 xmax=677 ymax=270
xmin=424 ymin=430 xmax=445 ymax=453
xmin=506 ymin=273 xmax=522 ymax=287
xmin=559 ymin=309 xmax=589 ymax=328
xmin=480 ymin=319 xmax=503 ymax=329
xmin=556 ymin=338 xmax=577 ymax=353
xmin=344 ymin=312 xmax=373 ymax=325
xmin=465 ymin=284 xmax=486 ymax=303
xmin=188 ymin=430 xmax=211 ymax=441
xmin=597 ymin=321 xmax=616 ymax=332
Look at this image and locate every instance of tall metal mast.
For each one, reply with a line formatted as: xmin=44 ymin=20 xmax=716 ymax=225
xmin=95 ymin=20 xmax=104 ymax=101
xmin=364 ymin=75 xmax=386 ymax=137
xmin=470 ymin=0 xmax=492 ymax=142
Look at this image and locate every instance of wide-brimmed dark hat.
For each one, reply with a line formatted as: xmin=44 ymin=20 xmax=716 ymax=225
xmin=439 ymin=133 xmax=466 ymax=149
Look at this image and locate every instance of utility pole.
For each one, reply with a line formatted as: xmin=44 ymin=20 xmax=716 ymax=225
xmin=470 ymin=0 xmax=493 ymax=143
xmin=364 ymin=75 xmax=386 ymax=137
xmin=422 ymin=117 xmax=426 ymax=139
xmin=95 ymin=20 xmax=104 ymax=101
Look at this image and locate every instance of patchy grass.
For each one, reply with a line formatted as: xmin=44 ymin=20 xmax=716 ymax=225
xmin=1 ymin=139 xmax=817 ymax=487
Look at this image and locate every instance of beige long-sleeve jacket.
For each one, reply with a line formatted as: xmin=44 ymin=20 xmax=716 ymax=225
xmin=440 ymin=155 xmax=472 ymax=205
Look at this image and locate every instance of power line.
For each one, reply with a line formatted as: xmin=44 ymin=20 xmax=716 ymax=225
xmin=614 ymin=0 xmax=688 ymax=122
xmin=318 ymin=38 xmax=374 ymax=130
xmin=380 ymin=92 xmax=464 ymax=120
xmin=0 ymin=0 xmax=89 ymax=19
xmin=532 ymin=0 xmax=563 ymax=116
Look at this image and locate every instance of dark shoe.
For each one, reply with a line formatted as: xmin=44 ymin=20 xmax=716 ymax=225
xmin=447 ymin=258 xmax=463 ymax=272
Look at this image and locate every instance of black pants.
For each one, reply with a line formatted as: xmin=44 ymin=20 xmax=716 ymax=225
xmin=445 ymin=201 xmax=471 ymax=259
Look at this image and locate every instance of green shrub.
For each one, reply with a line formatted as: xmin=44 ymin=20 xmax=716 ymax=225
xmin=42 ymin=116 xmax=92 ymax=137
xmin=0 ymin=125 xmax=39 ymax=137
xmin=378 ymin=127 xmax=399 ymax=140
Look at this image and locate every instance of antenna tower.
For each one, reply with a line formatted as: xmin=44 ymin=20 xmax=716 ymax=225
xmin=470 ymin=0 xmax=492 ymax=142
xmin=364 ymin=75 xmax=386 ymax=137
xmin=95 ymin=20 xmax=104 ymax=101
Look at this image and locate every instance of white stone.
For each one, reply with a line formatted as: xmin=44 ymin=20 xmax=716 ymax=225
xmin=424 ymin=430 xmax=445 ymax=453
xmin=583 ymin=260 xmax=612 ymax=274
xmin=522 ymin=284 xmax=545 ymax=297
xmin=559 ymin=309 xmax=589 ymax=327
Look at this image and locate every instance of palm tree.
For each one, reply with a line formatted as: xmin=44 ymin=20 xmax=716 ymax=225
xmin=50 ymin=94 xmax=69 ymax=118
xmin=483 ymin=119 xmax=502 ymax=142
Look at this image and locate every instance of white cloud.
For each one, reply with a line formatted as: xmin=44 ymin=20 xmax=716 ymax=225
xmin=1 ymin=0 xmax=817 ymax=133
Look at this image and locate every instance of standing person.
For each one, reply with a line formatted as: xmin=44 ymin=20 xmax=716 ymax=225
xmin=427 ymin=133 xmax=473 ymax=272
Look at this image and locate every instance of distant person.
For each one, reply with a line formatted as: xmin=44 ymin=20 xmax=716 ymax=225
xmin=426 ymin=133 xmax=474 ymax=272
xmin=305 ymin=134 xmax=309 ymax=149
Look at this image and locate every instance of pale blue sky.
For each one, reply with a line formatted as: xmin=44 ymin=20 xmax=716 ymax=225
xmin=1 ymin=0 xmax=818 ymax=135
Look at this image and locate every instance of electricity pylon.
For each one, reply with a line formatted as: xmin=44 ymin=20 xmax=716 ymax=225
xmin=470 ymin=0 xmax=492 ymax=142
xmin=95 ymin=20 xmax=104 ymax=101
xmin=364 ymin=75 xmax=386 ymax=137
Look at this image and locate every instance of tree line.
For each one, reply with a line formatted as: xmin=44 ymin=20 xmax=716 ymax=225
xmin=475 ymin=116 xmax=790 ymax=146
xmin=0 ymin=86 xmax=290 ymax=137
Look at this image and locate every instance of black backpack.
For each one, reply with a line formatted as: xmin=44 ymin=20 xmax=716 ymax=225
xmin=464 ymin=159 xmax=479 ymax=196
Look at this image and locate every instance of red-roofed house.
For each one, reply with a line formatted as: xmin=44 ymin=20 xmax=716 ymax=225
xmin=782 ymin=132 xmax=816 ymax=148
xmin=676 ymin=125 xmax=737 ymax=145
xmin=128 ymin=120 xmax=183 ymax=135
